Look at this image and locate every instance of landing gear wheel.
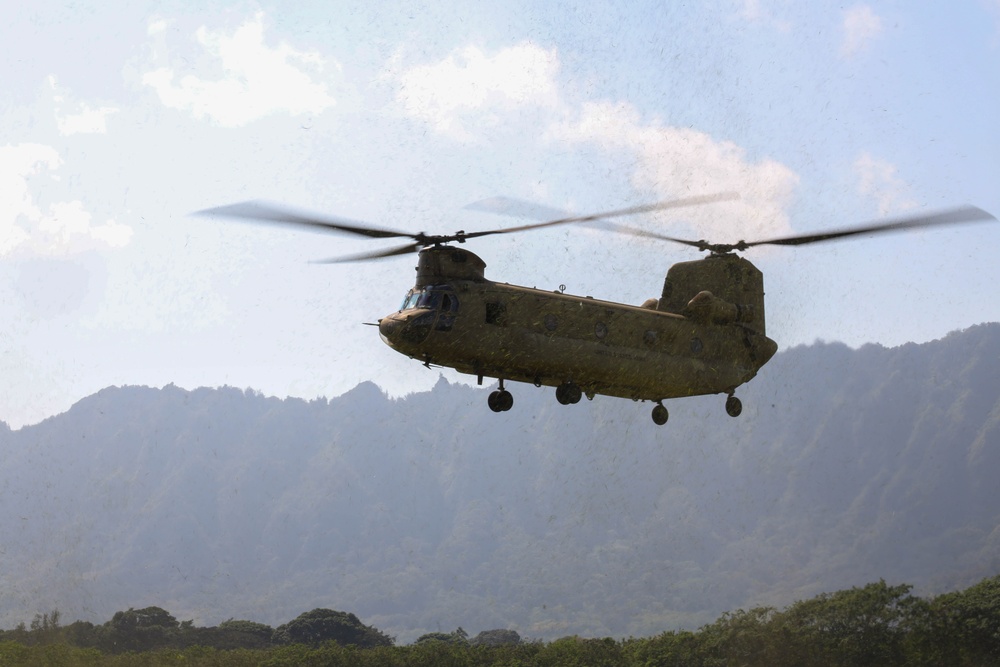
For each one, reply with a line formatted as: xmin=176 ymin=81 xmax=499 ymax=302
xmin=725 ymin=395 xmax=742 ymax=417
xmin=651 ymin=403 xmax=669 ymax=426
xmin=488 ymin=389 xmax=514 ymax=412
xmin=555 ymin=381 xmax=582 ymax=405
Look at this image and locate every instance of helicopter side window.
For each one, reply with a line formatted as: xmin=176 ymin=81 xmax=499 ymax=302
xmin=436 ymin=288 xmax=459 ymax=331
xmin=485 ymin=302 xmax=506 ymax=326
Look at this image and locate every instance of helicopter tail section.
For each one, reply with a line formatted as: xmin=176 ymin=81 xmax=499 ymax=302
xmin=658 ymin=254 xmax=767 ymax=336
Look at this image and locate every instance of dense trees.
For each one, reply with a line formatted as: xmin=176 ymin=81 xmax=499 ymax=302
xmin=214 ymin=619 xmax=275 ymax=649
xmin=625 ymin=577 xmax=1000 ymax=667
xmin=0 ymin=576 xmax=997 ymax=665
xmin=471 ymin=628 xmax=522 ymax=646
xmin=921 ymin=575 xmax=1000 ymax=665
xmin=272 ymin=608 xmax=393 ymax=648
xmin=0 ymin=576 xmax=997 ymax=664
xmin=104 ymin=606 xmax=181 ymax=652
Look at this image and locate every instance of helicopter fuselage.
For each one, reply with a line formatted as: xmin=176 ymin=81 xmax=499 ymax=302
xmin=378 ymin=246 xmax=778 ymax=416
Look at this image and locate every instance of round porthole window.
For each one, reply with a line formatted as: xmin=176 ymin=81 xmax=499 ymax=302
xmin=595 ymin=322 xmax=608 ymax=339
xmin=644 ymin=330 xmax=657 ymax=346
xmin=544 ymin=314 xmax=558 ymax=331
xmin=690 ymin=337 xmax=703 ymax=354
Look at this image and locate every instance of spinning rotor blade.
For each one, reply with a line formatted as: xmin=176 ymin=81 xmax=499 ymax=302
xmin=312 ymin=241 xmax=423 ymax=263
xmin=608 ymin=205 xmax=997 ymax=254
xmin=601 ymin=225 xmax=711 ymax=250
xmin=742 ymin=205 xmax=997 ymax=248
xmin=464 ymin=197 xmax=570 ymax=221
xmin=199 ymin=196 xmax=994 ymax=261
xmin=465 ymin=192 xmax=740 ymax=231
xmin=196 ymin=201 xmax=410 ymax=240
xmin=199 ymin=192 xmax=741 ymax=262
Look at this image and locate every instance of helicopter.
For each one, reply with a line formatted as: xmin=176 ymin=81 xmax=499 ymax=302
xmin=200 ymin=197 xmax=996 ymax=425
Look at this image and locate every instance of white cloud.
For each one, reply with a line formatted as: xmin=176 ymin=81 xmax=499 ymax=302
xmin=148 ymin=18 xmax=168 ymax=35
xmin=142 ymin=13 xmax=336 ymax=127
xmin=854 ymin=152 xmax=916 ymax=215
xmin=37 ymin=201 xmax=133 ymax=250
xmin=736 ymin=0 xmax=792 ymax=32
xmin=49 ymin=76 xmax=119 ymax=136
xmin=56 ymin=104 xmax=120 ymax=136
xmin=550 ymin=101 xmax=799 ymax=242
xmin=1 ymin=144 xmax=58 ymax=255
xmin=0 ymin=143 xmax=132 ymax=256
xmin=393 ymin=42 xmax=560 ymax=139
xmin=739 ymin=0 xmax=765 ymax=21
xmin=841 ymin=5 xmax=883 ymax=58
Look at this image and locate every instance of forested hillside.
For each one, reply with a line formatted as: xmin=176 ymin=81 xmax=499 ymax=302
xmin=1 ymin=324 xmax=999 ymax=643
xmin=2 ymin=576 xmax=999 ymax=665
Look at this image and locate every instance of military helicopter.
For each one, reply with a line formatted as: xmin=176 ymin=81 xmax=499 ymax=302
xmin=200 ymin=197 xmax=995 ymax=425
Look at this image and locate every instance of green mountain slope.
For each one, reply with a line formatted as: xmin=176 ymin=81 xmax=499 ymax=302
xmin=2 ymin=324 xmax=998 ymax=642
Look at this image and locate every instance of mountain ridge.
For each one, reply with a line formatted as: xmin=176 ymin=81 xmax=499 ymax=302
xmin=1 ymin=324 xmax=998 ymax=643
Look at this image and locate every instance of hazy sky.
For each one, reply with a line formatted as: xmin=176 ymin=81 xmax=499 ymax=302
xmin=3 ymin=1 xmax=999 ymax=428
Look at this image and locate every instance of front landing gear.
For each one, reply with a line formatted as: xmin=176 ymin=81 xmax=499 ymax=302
xmin=725 ymin=394 xmax=742 ymax=418
xmin=488 ymin=380 xmax=514 ymax=413
xmin=651 ymin=402 xmax=669 ymax=426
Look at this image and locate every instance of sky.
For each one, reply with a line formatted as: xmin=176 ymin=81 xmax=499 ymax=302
xmin=2 ymin=0 xmax=999 ymax=429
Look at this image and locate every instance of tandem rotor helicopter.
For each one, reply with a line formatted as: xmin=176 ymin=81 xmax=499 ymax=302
xmin=200 ymin=195 xmax=995 ymax=425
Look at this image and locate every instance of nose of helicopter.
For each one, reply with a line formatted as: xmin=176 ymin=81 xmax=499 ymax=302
xmin=378 ymin=316 xmax=400 ymax=345
xmin=379 ymin=310 xmax=434 ymax=349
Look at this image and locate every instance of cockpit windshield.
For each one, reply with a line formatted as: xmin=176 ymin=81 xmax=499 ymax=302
xmin=400 ymin=291 xmax=421 ymax=311
xmin=399 ymin=286 xmax=457 ymax=312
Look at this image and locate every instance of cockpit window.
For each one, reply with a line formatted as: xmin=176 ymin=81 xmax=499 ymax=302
xmin=418 ymin=290 xmax=443 ymax=310
xmin=400 ymin=286 xmax=458 ymax=312
xmin=400 ymin=291 xmax=421 ymax=311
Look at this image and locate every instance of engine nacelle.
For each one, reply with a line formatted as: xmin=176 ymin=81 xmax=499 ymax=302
xmin=683 ymin=290 xmax=757 ymax=326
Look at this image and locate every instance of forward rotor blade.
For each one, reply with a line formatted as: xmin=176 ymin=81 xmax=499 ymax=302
xmin=196 ymin=201 xmax=411 ymax=240
xmin=199 ymin=192 xmax=744 ymax=261
xmin=311 ymin=241 xmax=422 ymax=263
xmin=462 ymin=192 xmax=740 ymax=240
xmin=743 ymin=205 xmax=997 ymax=248
xmin=464 ymin=196 xmax=571 ymax=221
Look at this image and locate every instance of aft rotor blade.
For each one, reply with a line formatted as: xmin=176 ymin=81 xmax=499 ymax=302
xmin=311 ymin=241 xmax=423 ymax=263
xmin=462 ymin=192 xmax=740 ymax=240
xmin=196 ymin=201 xmax=411 ymax=240
xmin=598 ymin=224 xmax=711 ymax=250
xmin=743 ymin=205 xmax=998 ymax=248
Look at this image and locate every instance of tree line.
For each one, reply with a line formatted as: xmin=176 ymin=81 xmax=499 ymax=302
xmin=0 ymin=575 xmax=998 ymax=666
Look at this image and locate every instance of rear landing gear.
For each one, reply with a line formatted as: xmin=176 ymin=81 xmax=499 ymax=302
xmin=651 ymin=402 xmax=669 ymax=426
xmin=555 ymin=381 xmax=582 ymax=405
xmin=725 ymin=394 xmax=742 ymax=418
xmin=488 ymin=380 xmax=514 ymax=413
xmin=488 ymin=390 xmax=513 ymax=412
